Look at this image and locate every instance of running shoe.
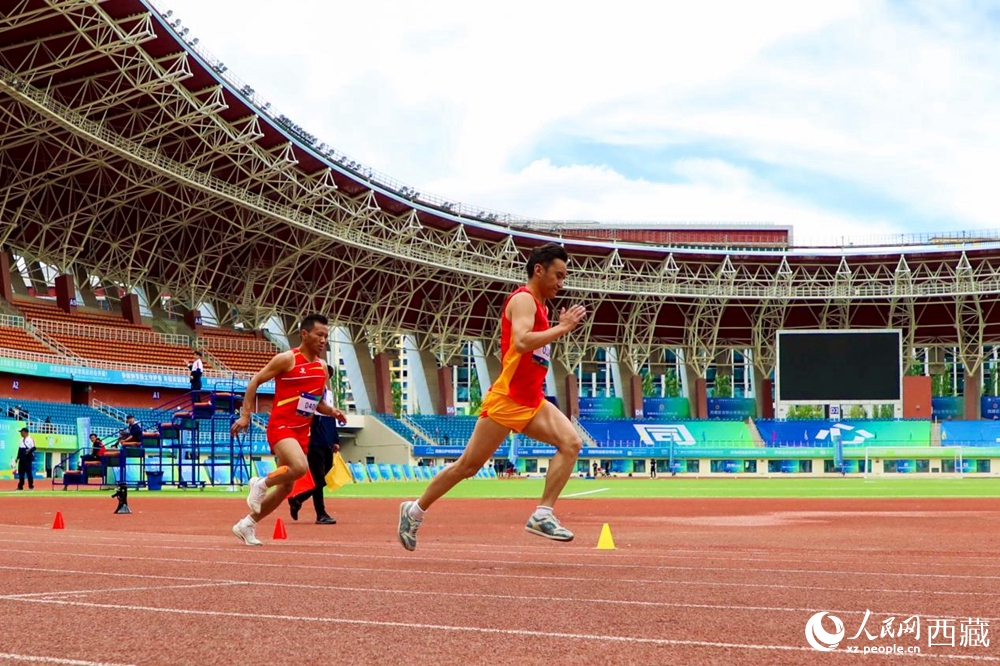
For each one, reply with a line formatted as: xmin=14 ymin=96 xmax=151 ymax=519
xmin=524 ymin=514 xmax=574 ymax=542
xmin=232 ymin=517 xmax=262 ymax=546
xmin=397 ymin=501 xmax=421 ymax=551
xmin=246 ymin=476 xmax=267 ymax=514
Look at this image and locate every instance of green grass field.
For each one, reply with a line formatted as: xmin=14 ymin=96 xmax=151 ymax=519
xmin=8 ymin=477 xmax=1000 ymax=499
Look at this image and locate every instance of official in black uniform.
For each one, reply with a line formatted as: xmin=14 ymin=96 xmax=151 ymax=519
xmin=287 ymin=411 xmax=340 ymax=524
xmin=16 ymin=427 xmax=36 ymax=490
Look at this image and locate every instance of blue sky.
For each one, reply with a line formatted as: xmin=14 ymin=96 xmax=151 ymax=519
xmin=159 ymin=0 xmax=1000 ymax=242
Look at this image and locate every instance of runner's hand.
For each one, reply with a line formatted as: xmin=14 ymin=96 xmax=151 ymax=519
xmin=558 ymin=305 xmax=587 ymax=331
xmin=231 ymin=415 xmax=250 ymax=437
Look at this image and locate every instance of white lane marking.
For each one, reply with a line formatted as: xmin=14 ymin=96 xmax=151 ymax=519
xmin=0 ymin=653 xmax=134 ymax=666
xmin=1 ymin=548 xmax=996 ymax=598
xmin=562 ymin=488 xmax=610 ymax=498
xmin=6 ymin=598 xmax=1000 ymax=661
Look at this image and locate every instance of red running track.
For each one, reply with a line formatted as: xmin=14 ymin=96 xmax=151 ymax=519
xmin=0 ymin=493 xmax=999 ymax=665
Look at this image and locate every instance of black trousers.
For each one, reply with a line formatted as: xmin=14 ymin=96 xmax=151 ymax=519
xmin=292 ymin=445 xmax=333 ymax=516
xmin=17 ymin=457 xmax=33 ymax=489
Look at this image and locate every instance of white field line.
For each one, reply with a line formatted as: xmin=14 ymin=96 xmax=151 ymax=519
xmin=1 ymin=536 xmax=996 ymax=583
xmin=1 ymin=547 xmax=997 ymax=599
xmin=0 ymin=653 xmax=134 ymax=666
xmin=6 ymin=597 xmax=1000 ymax=662
xmin=2 ymin=563 xmax=994 ymax=622
xmin=562 ymin=487 xmax=610 ymax=498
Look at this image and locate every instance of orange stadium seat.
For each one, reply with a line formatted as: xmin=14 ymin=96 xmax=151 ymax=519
xmin=11 ymin=297 xmax=201 ymax=370
xmin=0 ymin=325 xmax=56 ymax=355
xmin=197 ymin=327 xmax=280 ymax=373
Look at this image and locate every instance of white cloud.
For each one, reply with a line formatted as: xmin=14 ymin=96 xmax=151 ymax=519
xmin=426 ymin=158 xmax=899 ymax=243
xmin=160 ymin=0 xmax=1000 ymax=242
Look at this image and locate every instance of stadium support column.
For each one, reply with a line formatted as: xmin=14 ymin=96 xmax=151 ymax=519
xmin=752 ymin=367 xmax=775 ymax=419
xmin=55 ymin=273 xmax=76 ymax=313
xmin=73 ymin=266 xmax=99 ymax=308
xmin=683 ymin=362 xmax=708 ymax=419
xmin=436 ymin=365 xmax=455 ymax=415
xmin=964 ymin=366 xmax=982 ymax=420
xmin=372 ymin=351 xmax=394 ymax=414
xmin=335 ymin=327 xmax=373 ymax=413
xmin=183 ymin=309 xmax=203 ymax=332
xmin=404 ymin=335 xmax=435 ymax=415
xmin=121 ymin=293 xmax=142 ymax=325
xmin=0 ymin=249 xmax=13 ymax=302
xmin=144 ymin=284 xmax=168 ymax=319
xmin=610 ymin=346 xmax=643 ymax=418
xmin=471 ymin=341 xmax=497 ymax=394
xmin=552 ymin=362 xmax=579 ymax=419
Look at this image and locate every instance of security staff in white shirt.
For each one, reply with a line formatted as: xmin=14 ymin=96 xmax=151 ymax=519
xmin=16 ymin=427 xmax=36 ymax=490
xmin=187 ymin=351 xmax=204 ymax=391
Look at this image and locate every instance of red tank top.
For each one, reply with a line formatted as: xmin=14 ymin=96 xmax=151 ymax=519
xmin=268 ymin=348 xmax=328 ymax=432
xmin=490 ymin=286 xmax=550 ymax=407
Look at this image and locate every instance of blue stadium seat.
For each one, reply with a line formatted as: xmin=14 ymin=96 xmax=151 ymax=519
xmin=349 ymin=463 xmax=368 ymax=482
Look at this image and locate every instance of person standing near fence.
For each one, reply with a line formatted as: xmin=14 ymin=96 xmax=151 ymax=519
xmin=16 ymin=427 xmax=36 ymax=490
xmin=187 ymin=350 xmax=204 ymax=392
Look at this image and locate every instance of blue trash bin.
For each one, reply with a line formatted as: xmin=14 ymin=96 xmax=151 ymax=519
xmin=146 ymin=470 xmax=164 ymax=491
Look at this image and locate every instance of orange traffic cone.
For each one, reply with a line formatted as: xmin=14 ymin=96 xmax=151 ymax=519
xmin=52 ymin=511 xmax=65 ymax=530
xmin=272 ymin=518 xmax=287 ymax=540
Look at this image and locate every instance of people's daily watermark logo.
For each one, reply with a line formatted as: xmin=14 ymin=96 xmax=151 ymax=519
xmin=805 ymin=612 xmax=845 ymax=651
xmin=634 ymin=424 xmax=696 ymax=446
xmin=805 ymin=611 xmax=990 ymax=654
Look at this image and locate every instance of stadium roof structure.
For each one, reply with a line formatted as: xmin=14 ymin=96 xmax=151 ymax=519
xmin=3 ymin=0 xmax=1000 ymax=379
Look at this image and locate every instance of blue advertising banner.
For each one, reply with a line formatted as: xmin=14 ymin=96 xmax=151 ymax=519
xmin=642 ymin=397 xmax=691 ymax=419
xmin=410 ymin=443 xmax=928 ymax=460
xmin=578 ymin=397 xmax=625 ymax=419
xmin=932 ymin=396 xmax=963 ymax=420
xmin=706 ymin=398 xmax=756 ymax=420
xmin=981 ymin=397 xmax=1000 ymax=419
xmin=0 ymin=355 xmax=274 ymax=394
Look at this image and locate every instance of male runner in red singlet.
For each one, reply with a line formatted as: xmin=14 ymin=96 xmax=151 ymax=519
xmin=398 ymin=243 xmax=587 ymax=550
xmin=231 ymin=314 xmax=347 ymax=546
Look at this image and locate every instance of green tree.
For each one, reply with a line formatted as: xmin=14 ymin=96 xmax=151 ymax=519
xmin=468 ymin=369 xmax=483 ymax=415
xmin=641 ymin=370 xmax=656 ymax=398
xmin=330 ymin=365 xmax=346 ymax=410
xmin=713 ymin=374 xmax=733 ymax=398
xmin=877 ymin=404 xmax=895 ymax=418
xmin=847 ymin=404 xmax=868 ymax=419
xmin=663 ymin=369 xmax=681 ymax=398
xmin=391 ymin=380 xmax=402 ymax=417
xmin=905 ymin=360 xmax=923 ymax=376
xmin=932 ymin=363 xmax=953 ymax=397
xmin=787 ymin=404 xmax=824 ymax=419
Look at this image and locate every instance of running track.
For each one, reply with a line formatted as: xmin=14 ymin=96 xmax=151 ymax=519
xmin=0 ymin=491 xmax=998 ymax=665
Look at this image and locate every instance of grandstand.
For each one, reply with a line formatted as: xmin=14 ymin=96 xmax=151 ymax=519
xmin=0 ymin=319 xmax=54 ymax=357
xmin=13 ymin=298 xmax=196 ymax=369
xmin=197 ymin=327 xmax=280 ymax=374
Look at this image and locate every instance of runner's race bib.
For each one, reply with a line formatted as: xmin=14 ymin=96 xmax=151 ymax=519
xmin=295 ymin=392 xmax=320 ymax=417
xmin=532 ymin=344 xmax=551 ymax=368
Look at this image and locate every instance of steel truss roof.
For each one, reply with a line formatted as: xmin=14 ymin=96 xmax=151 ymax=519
xmin=2 ymin=0 xmax=1000 ymax=378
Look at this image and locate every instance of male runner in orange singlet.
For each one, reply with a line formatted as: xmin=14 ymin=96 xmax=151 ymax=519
xmin=398 ymin=243 xmax=587 ymax=550
xmin=231 ymin=314 xmax=347 ymax=546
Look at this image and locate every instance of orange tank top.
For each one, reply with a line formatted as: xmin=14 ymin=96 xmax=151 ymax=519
xmin=489 ymin=286 xmax=550 ymax=408
xmin=269 ymin=348 xmax=328 ymax=432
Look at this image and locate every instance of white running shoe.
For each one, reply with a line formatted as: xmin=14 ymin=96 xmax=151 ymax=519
xmin=232 ymin=518 xmax=262 ymax=546
xmin=246 ymin=476 xmax=268 ymax=514
xmin=397 ymin=501 xmax=421 ymax=551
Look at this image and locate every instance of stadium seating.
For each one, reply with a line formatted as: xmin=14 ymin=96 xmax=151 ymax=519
xmin=197 ymin=327 xmax=279 ymax=373
xmin=940 ymin=421 xmax=1000 ymax=446
xmin=0 ymin=398 xmax=124 ymax=436
xmin=0 ymin=324 xmax=55 ymax=356
xmin=13 ymin=298 xmax=196 ymax=368
xmin=409 ymin=414 xmax=477 ymax=446
xmin=374 ymin=413 xmax=418 ymax=443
